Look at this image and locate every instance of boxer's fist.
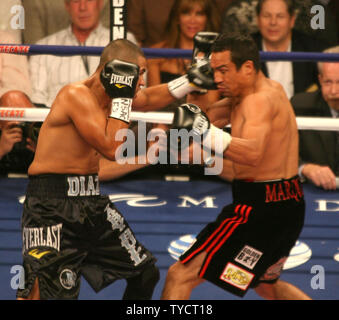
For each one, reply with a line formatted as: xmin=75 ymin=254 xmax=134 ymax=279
xmin=100 ymin=59 xmax=139 ymax=123
xmin=168 ymin=58 xmax=216 ymax=99
xmin=172 ymin=103 xmax=210 ymax=136
xmin=193 ymin=31 xmax=219 ymax=58
xmin=187 ymin=57 xmax=216 ymax=90
xmin=172 ymin=104 xmax=232 ymax=154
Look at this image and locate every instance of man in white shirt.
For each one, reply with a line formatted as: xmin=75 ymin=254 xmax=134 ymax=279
xmin=29 ymin=0 xmax=137 ymax=108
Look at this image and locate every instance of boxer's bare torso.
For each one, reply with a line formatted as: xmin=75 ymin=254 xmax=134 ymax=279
xmin=28 ymin=76 xmax=127 ymax=176
xmin=28 ymin=53 xmax=180 ymax=176
xmin=209 ymin=51 xmax=299 ymax=181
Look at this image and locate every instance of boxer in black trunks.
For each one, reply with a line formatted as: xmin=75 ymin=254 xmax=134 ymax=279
xmin=161 ymin=33 xmax=311 ymax=300
xmin=17 ymin=39 xmax=216 ymax=300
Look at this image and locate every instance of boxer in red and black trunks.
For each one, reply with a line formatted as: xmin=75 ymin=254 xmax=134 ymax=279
xmin=161 ymin=32 xmax=311 ymax=300
xmin=179 ymin=176 xmax=305 ymax=297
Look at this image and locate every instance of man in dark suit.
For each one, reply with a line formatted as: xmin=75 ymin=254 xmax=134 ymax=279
xmin=251 ymin=0 xmax=327 ymax=99
xmin=291 ymin=46 xmax=339 ymax=190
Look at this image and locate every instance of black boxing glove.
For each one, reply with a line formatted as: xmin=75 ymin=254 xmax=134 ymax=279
xmin=172 ymin=103 xmax=210 ymax=136
xmin=167 ymin=58 xmax=216 ymax=99
xmin=192 ymin=31 xmax=219 ymax=59
xmin=172 ymin=103 xmax=232 ymax=153
xmin=100 ymin=59 xmax=139 ymax=123
xmin=187 ymin=57 xmax=217 ymax=90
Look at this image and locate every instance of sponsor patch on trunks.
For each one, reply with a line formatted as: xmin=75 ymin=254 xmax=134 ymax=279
xmin=220 ymin=262 xmax=254 ymax=291
xmin=234 ymin=245 xmax=263 ymax=269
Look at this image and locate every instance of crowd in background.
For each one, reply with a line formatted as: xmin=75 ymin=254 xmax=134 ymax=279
xmin=0 ymin=0 xmax=338 ymax=190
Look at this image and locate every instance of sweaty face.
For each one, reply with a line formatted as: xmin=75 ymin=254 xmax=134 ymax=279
xmin=65 ymin=0 xmax=103 ymax=32
xmin=179 ymin=4 xmax=207 ymax=40
xmin=257 ymin=0 xmax=295 ymax=47
xmin=319 ymin=63 xmax=339 ymax=112
xmin=210 ymin=51 xmax=241 ymax=98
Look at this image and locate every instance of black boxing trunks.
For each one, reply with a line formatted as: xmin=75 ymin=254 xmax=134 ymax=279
xmin=16 ymin=174 xmax=156 ymax=300
xmin=180 ymin=175 xmax=305 ymax=297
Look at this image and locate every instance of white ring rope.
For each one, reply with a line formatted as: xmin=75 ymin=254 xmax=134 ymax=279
xmin=0 ymin=107 xmax=338 ymax=131
xmin=0 ymin=107 xmax=174 ymax=125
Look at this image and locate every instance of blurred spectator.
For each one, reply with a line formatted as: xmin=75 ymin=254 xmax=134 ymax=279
xmin=221 ymin=0 xmax=337 ymax=47
xmin=28 ymin=0 xmax=137 ymax=108
xmin=0 ymin=0 xmax=23 ymax=43
xmin=22 ymin=0 xmax=111 ymax=44
xmin=127 ymin=0 xmax=232 ymax=48
xmin=0 ymin=31 xmax=35 ymax=175
xmin=0 ymin=92 xmax=36 ymax=175
xmin=251 ymin=0 xmax=328 ymax=99
xmin=147 ymin=0 xmax=220 ymax=87
xmin=291 ymin=46 xmax=339 ymax=190
xmin=0 ymin=31 xmax=31 ymax=98
xmin=127 ymin=0 xmax=175 ymax=48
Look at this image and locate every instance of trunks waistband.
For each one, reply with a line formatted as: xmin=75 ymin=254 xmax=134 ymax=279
xmin=26 ymin=174 xmax=100 ymax=198
xmin=232 ymin=175 xmax=304 ymax=204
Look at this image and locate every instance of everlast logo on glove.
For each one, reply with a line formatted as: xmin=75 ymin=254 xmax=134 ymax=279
xmin=100 ymin=59 xmax=139 ymax=123
xmin=110 ymin=74 xmax=135 ymax=87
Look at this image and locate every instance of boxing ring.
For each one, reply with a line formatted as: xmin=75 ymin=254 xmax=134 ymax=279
xmin=0 ymin=177 xmax=338 ymax=300
xmin=0 ymin=45 xmax=338 ymax=301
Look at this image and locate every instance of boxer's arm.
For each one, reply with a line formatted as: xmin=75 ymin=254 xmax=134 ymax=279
xmin=187 ymin=90 xmax=220 ymax=114
xmin=224 ymin=94 xmax=272 ymax=166
xmin=206 ymin=98 xmax=231 ymax=128
xmin=132 ymin=81 xmax=214 ymax=112
xmin=132 ymin=83 xmax=177 ymax=111
xmin=62 ymin=85 xmax=128 ymax=160
xmin=99 ymin=156 xmax=150 ymax=181
xmin=219 ymin=158 xmax=235 ymax=182
xmin=133 ymin=58 xmax=216 ymax=111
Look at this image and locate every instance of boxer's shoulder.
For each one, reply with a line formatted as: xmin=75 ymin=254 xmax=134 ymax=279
xmin=59 ymin=81 xmax=91 ymax=96
xmin=55 ymin=81 xmax=98 ymax=107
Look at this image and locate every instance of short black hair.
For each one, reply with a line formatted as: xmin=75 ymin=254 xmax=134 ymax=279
xmin=211 ymin=32 xmax=260 ymax=71
xmin=99 ymin=39 xmax=144 ymax=69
